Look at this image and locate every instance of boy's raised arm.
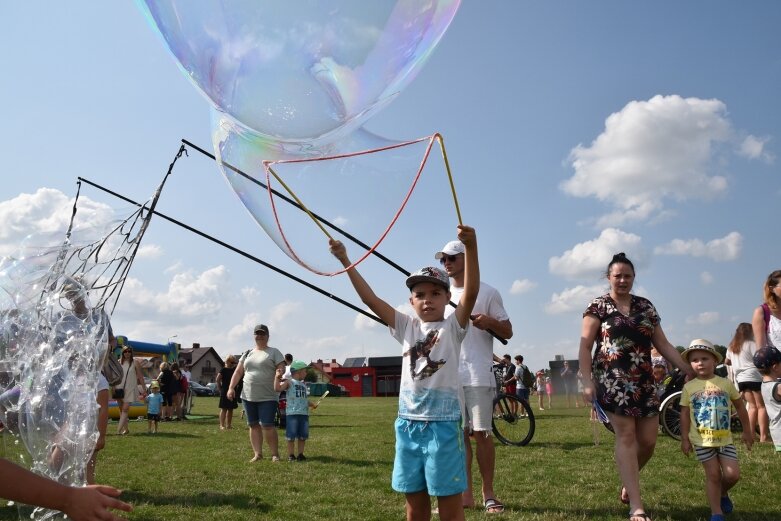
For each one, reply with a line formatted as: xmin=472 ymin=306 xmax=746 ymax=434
xmin=454 ymin=225 xmax=479 ymax=328
xmin=329 ymin=239 xmax=396 ymax=326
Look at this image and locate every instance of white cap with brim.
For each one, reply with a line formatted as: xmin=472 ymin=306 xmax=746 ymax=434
xmin=434 ymin=240 xmax=465 ymax=259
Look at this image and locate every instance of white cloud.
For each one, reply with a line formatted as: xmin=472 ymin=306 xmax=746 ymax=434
xmin=549 ymin=228 xmax=644 ymax=280
xmin=738 ymin=134 xmax=774 ymax=163
xmin=354 ymin=310 xmax=380 ymax=330
xmin=700 ymin=271 xmax=714 ymax=285
xmin=0 ymin=188 xmax=115 ymax=257
xmin=135 ymin=244 xmax=163 ymax=260
xmin=268 ymin=301 xmax=302 ymax=329
xmin=561 ymin=95 xmax=731 ymax=225
xmin=240 ymin=286 xmax=260 ymax=303
xmin=510 ymin=279 xmax=536 ymax=295
xmin=119 ymin=266 xmax=230 ymax=319
xmin=332 ymin=216 xmax=349 ymax=227
xmin=686 ymin=311 xmax=720 ymax=325
xmin=654 ymin=232 xmax=742 ymax=261
xmin=545 ymin=284 xmax=605 ymax=314
xmin=227 ymin=313 xmax=264 ymax=343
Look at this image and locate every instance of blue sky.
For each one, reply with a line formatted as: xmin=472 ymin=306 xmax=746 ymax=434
xmin=1 ymin=2 xmax=779 ymax=373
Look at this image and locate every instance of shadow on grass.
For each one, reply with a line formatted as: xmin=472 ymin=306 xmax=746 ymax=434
xmin=111 ymin=432 xmax=200 ymax=439
xmin=522 ymin=440 xmax=600 ymax=450
xmin=120 ymin=490 xmax=270 ymax=512
xmin=314 ymin=454 xmax=393 ymax=467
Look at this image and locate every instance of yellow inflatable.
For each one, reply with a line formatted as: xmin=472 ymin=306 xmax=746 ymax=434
xmin=108 ymin=399 xmax=146 ymax=420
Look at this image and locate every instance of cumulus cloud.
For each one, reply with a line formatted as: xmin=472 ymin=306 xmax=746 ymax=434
xmin=549 ymin=228 xmax=644 ymax=280
xmin=510 ymin=279 xmax=536 ymax=295
xmin=227 ymin=313 xmax=264 ymax=342
xmin=545 ymin=285 xmax=605 ymax=314
xmin=135 ymin=244 xmax=163 ymax=260
xmin=700 ymin=271 xmax=714 ymax=285
xmin=354 ymin=310 xmax=380 ymax=330
xmin=654 ymin=232 xmax=742 ymax=261
xmin=0 ymin=188 xmax=115 ymax=257
xmin=268 ymin=301 xmax=302 ymax=327
xmin=738 ymin=134 xmax=774 ymax=163
xmin=120 ymin=266 xmax=230 ymax=319
xmin=686 ymin=311 xmax=720 ymax=325
xmin=561 ymin=95 xmax=732 ymax=225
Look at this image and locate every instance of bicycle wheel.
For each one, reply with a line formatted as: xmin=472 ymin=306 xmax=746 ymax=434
xmin=659 ymin=390 xmax=682 ymax=440
xmin=492 ymin=394 xmax=535 ymax=446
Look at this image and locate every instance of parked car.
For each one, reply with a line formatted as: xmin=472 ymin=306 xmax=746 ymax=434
xmin=206 ymin=382 xmax=218 ymax=395
xmin=190 ymin=381 xmax=216 ymax=396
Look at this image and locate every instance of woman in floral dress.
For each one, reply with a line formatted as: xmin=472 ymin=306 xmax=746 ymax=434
xmin=578 ymin=253 xmax=693 ymax=521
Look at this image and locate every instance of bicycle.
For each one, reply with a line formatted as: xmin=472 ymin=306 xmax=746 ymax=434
xmin=491 ymin=364 xmax=535 ymax=446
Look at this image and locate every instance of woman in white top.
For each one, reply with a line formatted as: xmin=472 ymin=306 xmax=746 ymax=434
xmin=116 ymin=346 xmax=145 ymax=435
xmin=725 ymin=323 xmax=768 ymax=442
xmin=753 ymin=270 xmax=781 ymax=350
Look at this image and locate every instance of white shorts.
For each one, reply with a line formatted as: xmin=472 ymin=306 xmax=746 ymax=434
xmin=463 ymin=386 xmax=494 ymax=433
xmin=97 ymin=373 xmax=109 ymax=392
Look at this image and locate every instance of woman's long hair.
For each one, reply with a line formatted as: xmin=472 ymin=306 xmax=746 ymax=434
xmin=728 ymin=322 xmax=754 ymax=354
xmin=763 ymin=270 xmax=781 ymax=311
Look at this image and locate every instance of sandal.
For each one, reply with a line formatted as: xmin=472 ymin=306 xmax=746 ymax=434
xmin=484 ymin=498 xmax=505 ymax=514
xmin=619 ymin=486 xmax=630 ymax=505
xmin=629 ymin=513 xmax=652 ymax=521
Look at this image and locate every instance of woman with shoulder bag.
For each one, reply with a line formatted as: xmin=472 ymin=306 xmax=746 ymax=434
xmin=115 ymin=346 xmax=145 ymax=435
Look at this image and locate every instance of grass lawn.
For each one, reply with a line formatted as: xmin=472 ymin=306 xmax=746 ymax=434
xmin=1 ymin=395 xmax=779 ymax=520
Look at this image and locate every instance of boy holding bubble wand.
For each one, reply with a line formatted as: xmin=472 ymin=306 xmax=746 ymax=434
xmin=330 ymin=224 xmax=478 ymax=521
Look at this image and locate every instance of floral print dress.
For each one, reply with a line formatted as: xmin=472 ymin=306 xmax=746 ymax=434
xmin=584 ymin=294 xmax=661 ymax=417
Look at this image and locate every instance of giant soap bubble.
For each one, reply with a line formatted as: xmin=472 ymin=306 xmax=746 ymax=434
xmin=138 ymin=1 xmax=460 ymax=144
xmin=138 ymin=1 xmax=461 ymax=273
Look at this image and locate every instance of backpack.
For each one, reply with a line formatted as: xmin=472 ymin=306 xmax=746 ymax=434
xmin=521 ymin=365 xmax=535 ymax=389
xmin=102 ymin=351 xmax=124 ymax=386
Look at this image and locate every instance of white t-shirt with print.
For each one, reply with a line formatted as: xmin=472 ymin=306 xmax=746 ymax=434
xmin=446 ymin=282 xmax=510 ymax=388
xmin=391 ymin=311 xmax=467 ymax=421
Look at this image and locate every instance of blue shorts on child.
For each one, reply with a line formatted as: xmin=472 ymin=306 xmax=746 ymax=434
xmin=285 ymin=414 xmax=309 ymax=441
xmin=391 ymin=418 xmax=466 ymax=497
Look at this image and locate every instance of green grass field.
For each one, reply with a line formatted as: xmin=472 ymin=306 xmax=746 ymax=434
xmin=2 ymin=395 xmax=779 ymax=520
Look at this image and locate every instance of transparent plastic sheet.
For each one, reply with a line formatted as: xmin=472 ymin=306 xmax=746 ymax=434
xmin=0 ymin=193 xmax=160 ymax=519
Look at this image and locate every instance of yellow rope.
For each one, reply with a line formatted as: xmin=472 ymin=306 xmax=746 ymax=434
xmin=436 ymin=134 xmax=463 ymax=225
xmin=266 ymin=165 xmax=333 ymax=240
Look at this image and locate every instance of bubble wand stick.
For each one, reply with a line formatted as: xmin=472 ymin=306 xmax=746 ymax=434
xmin=313 ymin=390 xmax=330 ymax=409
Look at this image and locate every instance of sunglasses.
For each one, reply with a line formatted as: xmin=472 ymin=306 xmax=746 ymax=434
xmin=439 ymin=254 xmax=460 ymax=265
xmin=254 ymin=331 xmax=268 ymax=336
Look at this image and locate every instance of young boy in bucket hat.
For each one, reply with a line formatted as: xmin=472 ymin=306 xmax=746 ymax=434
xmin=330 ymin=225 xmax=479 ymax=521
xmin=753 ymin=346 xmax=781 ymax=452
xmin=679 ymin=339 xmax=753 ymax=521
xmin=274 ymin=360 xmax=315 ymax=462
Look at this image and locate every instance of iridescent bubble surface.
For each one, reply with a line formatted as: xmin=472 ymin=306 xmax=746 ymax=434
xmin=138 ymin=0 xmax=460 ymax=144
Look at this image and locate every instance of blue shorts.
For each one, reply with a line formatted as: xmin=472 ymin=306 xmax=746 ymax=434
xmin=391 ymin=418 xmax=466 ymax=497
xmin=285 ymin=414 xmax=310 ymax=441
xmin=243 ymin=400 xmax=278 ymax=427
xmin=516 ymin=388 xmax=530 ymax=402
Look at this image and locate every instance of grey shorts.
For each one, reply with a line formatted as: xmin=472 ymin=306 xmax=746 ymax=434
xmin=463 ymin=386 xmax=494 ymax=433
